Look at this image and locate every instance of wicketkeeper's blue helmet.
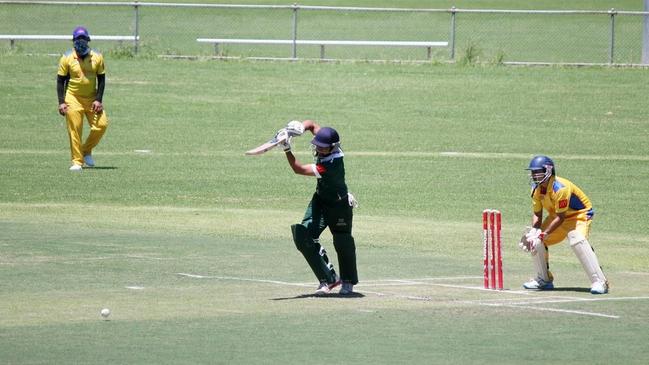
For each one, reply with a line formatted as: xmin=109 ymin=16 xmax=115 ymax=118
xmin=311 ymin=127 xmax=340 ymax=148
xmin=526 ymin=155 xmax=555 ymax=185
xmin=72 ymin=26 xmax=90 ymax=40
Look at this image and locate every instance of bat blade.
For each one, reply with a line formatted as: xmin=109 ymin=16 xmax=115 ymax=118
xmin=245 ymin=135 xmax=287 ymax=156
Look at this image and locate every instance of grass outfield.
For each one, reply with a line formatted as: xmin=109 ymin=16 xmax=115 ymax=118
xmin=1 ymin=54 xmax=649 ymax=364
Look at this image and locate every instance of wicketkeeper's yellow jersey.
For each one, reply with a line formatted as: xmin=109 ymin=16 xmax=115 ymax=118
xmin=531 ymin=176 xmax=593 ymax=220
xmin=58 ymin=49 xmax=105 ymax=100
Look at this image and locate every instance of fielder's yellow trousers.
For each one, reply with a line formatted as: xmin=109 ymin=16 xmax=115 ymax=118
xmin=65 ymin=95 xmax=109 ymax=166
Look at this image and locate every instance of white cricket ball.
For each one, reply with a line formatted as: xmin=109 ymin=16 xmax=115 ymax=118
xmin=100 ymin=308 xmax=111 ymax=318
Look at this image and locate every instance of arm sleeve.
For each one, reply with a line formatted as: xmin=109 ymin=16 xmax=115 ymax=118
xmin=57 ymin=75 xmax=68 ymax=104
xmin=95 ymin=74 xmax=105 ymax=103
xmin=57 ymin=55 xmax=69 ymax=104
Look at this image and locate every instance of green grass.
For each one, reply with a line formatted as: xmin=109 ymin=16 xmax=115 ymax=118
xmin=1 ymin=51 xmax=649 ymax=364
xmin=0 ymin=0 xmax=644 ymax=62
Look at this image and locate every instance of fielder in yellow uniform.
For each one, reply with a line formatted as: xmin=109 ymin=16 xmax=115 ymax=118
xmin=57 ymin=26 xmax=109 ymax=171
xmin=520 ymin=155 xmax=608 ymax=294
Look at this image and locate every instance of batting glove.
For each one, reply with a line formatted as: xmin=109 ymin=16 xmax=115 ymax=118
xmin=347 ymin=192 xmax=359 ymax=208
xmin=274 ymin=128 xmax=289 ymax=141
xmin=286 ymin=120 xmax=305 ymax=136
xmin=281 ymin=136 xmax=292 ymax=152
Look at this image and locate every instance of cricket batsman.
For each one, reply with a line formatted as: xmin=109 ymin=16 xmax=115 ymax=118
xmin=278 ymin=120 xmax=359 ymax=295
xmin=520 ymin=155 xmax=608 ymax=294
xmin=56 ymin=26 xmax=109 ymax=171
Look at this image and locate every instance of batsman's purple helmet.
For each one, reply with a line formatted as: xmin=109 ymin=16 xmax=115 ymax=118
xmin=72 ymin=26 xmax=90 ymax=41
xmin=311 ymin=127 xmax=340 ymax=148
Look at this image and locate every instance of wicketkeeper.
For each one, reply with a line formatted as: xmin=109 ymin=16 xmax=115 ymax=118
xmin=278 ymin=120 xmax=359 ymax=295
xmin=519 ymin=155 xmax=608 ymax=294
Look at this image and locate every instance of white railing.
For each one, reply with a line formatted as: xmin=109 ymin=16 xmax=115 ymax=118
xmin=1 ymin=1 xmax=648 ymax=64
xmin=0 ymin=35 xmax=139 ymax=50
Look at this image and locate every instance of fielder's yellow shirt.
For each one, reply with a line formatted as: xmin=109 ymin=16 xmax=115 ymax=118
xmin=57 ymin=49 xmax=105 ymax=100
xmin=531 ymin=176 xmax=593 ymax=220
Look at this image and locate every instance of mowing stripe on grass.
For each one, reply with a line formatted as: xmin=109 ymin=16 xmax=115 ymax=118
xmin=2 ymin=148 xmax=649 ymax=161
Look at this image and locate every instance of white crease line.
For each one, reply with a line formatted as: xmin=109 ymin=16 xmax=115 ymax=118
xmin=468 ymin=295 xmax=582 ymax=304
xmin=177 ymin=273 xmax=312 ymax=287
xmin=353 ymin=288 xmax=433 ymax=301
xmin=502 ymin=298 xmax=595 ymax=306
xmin=476 ymin=296 xmax=649 ymax=306
xmin=423 ymin=282 xmax=528 ymax=293
xmin=177 ymin=273 xmax=206 ymax=278
xmin=175 ymin=273 xmax=641 ymax=318
xmin=359 ymin=280 xmax=428 ymax=286
xmin=482 ymin=303 xmax=620 ymax=319
xmin=176 ymin=273 xmax=475 ymax=299
xmin=465 ymin=296 xmax=649 ymax=319
xmin=619 ymin=271 xmax=649 ymax=276
xmin=364 ymin=276 xmax=483 ymax=283
xmin=532 ymin=296 xmax=649 ymax=304
xmin=126 ymin=255 xmax=170 ymax=260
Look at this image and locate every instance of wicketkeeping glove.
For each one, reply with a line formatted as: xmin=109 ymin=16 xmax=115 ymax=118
xmin=519 ymin=227 xmax=542 ymax=253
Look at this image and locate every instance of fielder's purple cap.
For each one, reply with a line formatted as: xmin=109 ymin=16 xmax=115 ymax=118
xmin=72 ymin=26 xmax=90 ymax=40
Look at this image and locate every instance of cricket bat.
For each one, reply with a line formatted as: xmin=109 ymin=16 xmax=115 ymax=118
xmin=245 ymin=133 xmax=288 ymax=156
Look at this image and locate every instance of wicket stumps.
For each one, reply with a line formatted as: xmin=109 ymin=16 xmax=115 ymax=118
xmin=482 ymin=209 xmax=503 ymax=290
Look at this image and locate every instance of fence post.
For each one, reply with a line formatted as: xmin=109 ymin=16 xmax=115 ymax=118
xmin=134 ymin=1 xmax=140 ymax=55
xmin=608 ymin=8 xmax=616 ymax=64
xmin=292 ymin=3 xmax=299 ymax=59
xmin=643 ymin=0 xmax=649 ymax=64
xmin=450 ymin=6 xmax=457 ymax=60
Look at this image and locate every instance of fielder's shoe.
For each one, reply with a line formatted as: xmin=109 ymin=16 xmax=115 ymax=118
xmin=339 ymin=282 xmax=354 ymax=295
xmin=69 ymin=164 xmax=83 ymax=172
xmin=523 ymin=277 xmax=554 ymax=290
xmin=315 ymin=277 xmax=341 ymax=295
xmin=83 ymin=154 xmax=95 ymax=167
xmin=590 ymin=280 xmax=609 ymax=294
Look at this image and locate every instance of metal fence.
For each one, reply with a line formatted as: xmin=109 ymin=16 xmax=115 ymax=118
xmin=1 ymin=1 xmax=648 ymax=65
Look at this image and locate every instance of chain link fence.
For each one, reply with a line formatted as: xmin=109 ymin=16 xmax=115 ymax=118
xmin=1 ymin=1 xmax=648 ymax=64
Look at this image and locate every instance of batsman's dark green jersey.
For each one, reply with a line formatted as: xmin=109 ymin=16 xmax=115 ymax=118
xmin=312 ymin=150 xmax=348 ymax=204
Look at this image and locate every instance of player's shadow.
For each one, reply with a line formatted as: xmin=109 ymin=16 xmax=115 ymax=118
xmin=550 ymin=287 xmax=591 ymax=293
xmin=84 ymin=166 xmax=118 ymax=170
xmin=271 ymin=292 xmax=365 ymax=301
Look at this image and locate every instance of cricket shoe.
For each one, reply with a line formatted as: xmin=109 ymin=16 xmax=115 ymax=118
xmin=83 ymin=154 xmax=95 ymax=167
xmin=315 ymin=277 xmax=341 ymax=295
xmin=339 ymin=282 xmax=354 ymax=295
xmin=590 ymin=280 xmax=609 ymax=295
xmin=69 ymin=164 xmax=83 ymax=172
xmin=523 ymin=277 xmax=554 ymax=290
